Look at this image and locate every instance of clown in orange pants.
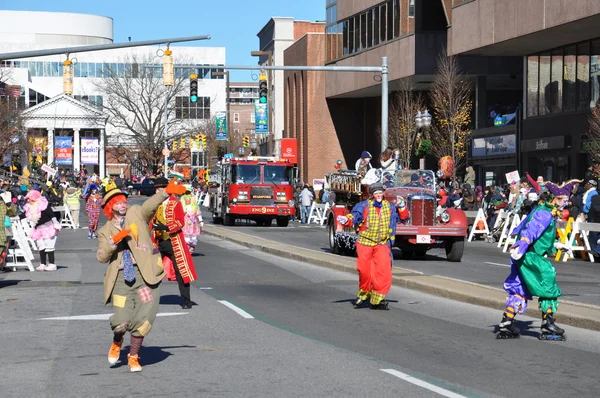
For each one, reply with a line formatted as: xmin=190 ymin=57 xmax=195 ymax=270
xmin=338 ymin=182 xmax=409 ymax=309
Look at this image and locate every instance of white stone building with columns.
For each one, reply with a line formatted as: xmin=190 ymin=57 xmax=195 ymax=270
xmin=0 ymin=9 xmax=226 ymax=178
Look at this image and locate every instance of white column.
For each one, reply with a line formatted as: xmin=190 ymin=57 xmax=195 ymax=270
xmin=47 ymin=128 xmax=54 ymax=166
xmin=99 ymin=128 xmax=106 ymax=178
xmin=73 ymin=128 xmax=80 ymax=172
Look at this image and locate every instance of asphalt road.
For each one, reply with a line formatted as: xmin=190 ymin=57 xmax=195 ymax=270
xmin=206 ymin=215 xmax=600 ymax=307
xmin=2 ymin=195 xmax=598 ymax=397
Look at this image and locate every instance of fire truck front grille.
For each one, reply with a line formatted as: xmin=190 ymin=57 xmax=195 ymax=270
xmin=410 ymin=196 xmax=435 ymax=226
xmin=250 ymin=186 xmax=274 ymax=206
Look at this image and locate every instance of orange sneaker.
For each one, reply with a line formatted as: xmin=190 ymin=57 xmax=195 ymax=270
xmin=108 ymin=341 xmax=122 ymax=365
xmin=127 ymin=353 xmax=142 ymax=372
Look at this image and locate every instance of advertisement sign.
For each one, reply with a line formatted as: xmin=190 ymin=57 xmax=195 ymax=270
xmin=313 ymin=179 xmax=324 ymax=191
xmin=471 ymin=134 xmax=516 ymax=157
xmin=255 ymin=101 xmax=268 ymax=134
xmin=216 ymin=111 xmax=227 ymax=141
xmin=81 ymin=138 xmax=99 ymax=165
xmin=55 ymin=136 xmax=73 ymax=165
xmin=29 ymin=137 xmax=47 ymax=165
xmin=281 ymin=138 xmax=297 ymax=164
xmin=41 ymin=164 xmax=57 ymax=175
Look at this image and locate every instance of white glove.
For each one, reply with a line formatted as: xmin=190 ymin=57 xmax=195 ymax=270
xmin=52 ymin=217 xmax=62 ymax=230
xmin=199 ymin=221 xmax=204 ymax=228
xmin=0 ymin=191 xmax=11 ymax=204
xmin=510 ymin=250 xmax=522 ymax=261
xmin=396 ymin=196 xmax=406 ymax=210
xmin=336 ymin=215 xmax=349 ymax=225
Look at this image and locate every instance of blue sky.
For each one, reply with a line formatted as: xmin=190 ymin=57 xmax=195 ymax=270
xmin=2 ymin=0 xmax=325 ymax=81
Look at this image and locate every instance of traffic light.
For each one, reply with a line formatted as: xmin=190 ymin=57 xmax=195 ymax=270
xmin=201 ymin=134 xmax=207 ymax=148
xmin=190 ymin=73 xmax=198 ymax=103
xmin=258 ymin=74 xmax=268 ymax=104
xmin=195 ymin=133 xmax=202 ymax=148
xmin=180 ymin=136 xmax=186 ymax=148
xmin=243 ymin=136 xmax=250 ymax=148
xmin=163 ymin=49 xmax=174 ymax=86
xmin=172 ymin=139 xmax=179 ymax=151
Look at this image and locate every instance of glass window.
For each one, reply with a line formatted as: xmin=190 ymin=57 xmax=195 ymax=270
xmin=81 ymin=62 xmax=89 ymax=77
xmin=342 ymin=20 xmax=349 ymax=55
xmin=550 ymin=48 xmax=563 ymax=113
xmin=577 ymin=41 xmax=590 ymax=110
xmin=95 ymin=63 xmax=103 ymax=77
xmin=337 ymin=22 xmax=343 ymax=58
xmin=233 ymin=165 xmax=260 ymax=184
xmin=365 ymin=10 xmax=372 ymax=49
xmin=348 ymin=17 xmax=355 ymax=54
xmin=360 ymin=12 xmax=367 ymax=50
xmin=538 ymin=53 xmax=551 ymax=115
xmin=373 ymin=7 xmax=380 ymax=46
xmin=29 ymin=62 xmax=36 ymax=76
xmin=393 ymin=0 xmax=400 ymax=38
xmin=265 ymin=166 xmax=292 ymax=183
xmin=74 ymin=62 xmax=81 ymax=78
xmin=234 ymin=113 xmax=240 ymax=122
xmin=50 ymin=62 xmax=59 ymax=77
xmin=563 ymin=45 xmax=576 ymax=112
xmin=386 ymin=1 xmax=393 ymax=40
xmin=251 ymin=113 xmax=255 ymax=123
xmin=591 ymin=39 xmax=600 ymax=108
xmin=527 ymin=55 xmax=539 ymax=117
xmin=380 ymin=4 xmax=387 ymax=43
xmin=409 ymin=0 xmax=415 ymax=17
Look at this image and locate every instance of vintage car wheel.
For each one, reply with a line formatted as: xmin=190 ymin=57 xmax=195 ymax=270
xmin=445 ymin=238 xmax=465 ymax=262
xmin=224 ymin=212 xmax=235 ymax=226
xmin=402 ymin=249 xmax=414 ymax=258
xmin=276 ymin=216 xmax=289 ymax=227
xmin=328 ymin=219 xmax=342 ymax=255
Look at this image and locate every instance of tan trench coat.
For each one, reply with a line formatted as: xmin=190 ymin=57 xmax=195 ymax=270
xmin=97 ymin=192 xmax=167 ymax=304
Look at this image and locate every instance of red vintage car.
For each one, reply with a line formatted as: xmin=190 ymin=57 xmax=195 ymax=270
xmin=326 ymin=169 xmax=467 ymax=262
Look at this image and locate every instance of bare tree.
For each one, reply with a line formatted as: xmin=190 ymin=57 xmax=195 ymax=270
xmin=93 ymin=54 xmax=207 ymax=174
xmin=387 ymin=80 xmax=423 ymax=169
xmin=429 ymin=53 xmax=473 ymax=177
xmin=587 ymin=104 xmax=600 ymax=176
xmin=0 ymin=69 xmax=25 ymax=171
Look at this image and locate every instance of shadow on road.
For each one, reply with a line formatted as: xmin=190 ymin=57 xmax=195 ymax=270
xmin=110 ymin=345 xmax=197 ymax=368
xmin=159 ymin=294 xmax=198 ymax=307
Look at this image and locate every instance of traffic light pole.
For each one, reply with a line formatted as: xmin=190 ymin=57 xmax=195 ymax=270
xmin=200 ymin=58 xmax=389 ymax=153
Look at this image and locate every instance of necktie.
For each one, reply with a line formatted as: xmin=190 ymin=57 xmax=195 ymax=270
xmin=120 ymin=220 xmax=135 ymax=282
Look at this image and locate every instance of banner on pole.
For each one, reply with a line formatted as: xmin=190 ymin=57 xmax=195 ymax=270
xmin=55 ymin=136 xmax=73 ymax=165
xmin=255 ymin=101 xmax=268 ymax=134
xmin=216 ymin=111 xmax=227 ymax=141
xmin=81 ymin=138 xmax=99 ymax=165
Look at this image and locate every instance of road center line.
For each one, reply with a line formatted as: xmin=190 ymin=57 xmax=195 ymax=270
xmin=380 ymin=369 xmax=467 ymax=398
xmin=218 ymin=300 xmax=254 ymax=319
xmin=484 ymin=261 xmax=510 ymax=268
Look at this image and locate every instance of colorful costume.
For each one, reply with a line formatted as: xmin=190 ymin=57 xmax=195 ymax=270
xmin=97 ymin=185 xmax=168 ymax=372
xmin=153 ymin=180 xmax=197 ymax=309
xmin=86 ymin=185 xmax=102 ymax=239
xmin=180 ymin=190 xmax=203 ymax=251
xmin=498 ymin=181 xmax=578 ymax=340
xmin=24 ymin=190 xmax=61 ymax=271
xmin=340 ymin=183 xmax=409 ymax=309
xmin=0 ymin=194 xmax=17 ymax=268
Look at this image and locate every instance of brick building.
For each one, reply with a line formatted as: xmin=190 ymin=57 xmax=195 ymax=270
xmin=229 ymin=82 xmax=259 ymax=153
xmin=284 ymin=31 xmax=345 ymax=186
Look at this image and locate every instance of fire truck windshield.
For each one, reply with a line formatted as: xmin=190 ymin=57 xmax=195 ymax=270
xmin=233 ymin=165 xmax=260 ymax=184
xmin=264 ymin=165 xmax=292 ymax=184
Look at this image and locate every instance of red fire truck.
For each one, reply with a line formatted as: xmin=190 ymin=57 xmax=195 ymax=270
xmin=209 ymin=156 xmax=297 ymax=227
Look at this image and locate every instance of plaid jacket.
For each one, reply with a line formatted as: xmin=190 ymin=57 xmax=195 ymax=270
xmin=346 ymin=199 xmax=409 ymax=246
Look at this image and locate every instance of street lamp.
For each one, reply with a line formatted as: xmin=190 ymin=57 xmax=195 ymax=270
xmin=238 ymin=146 xmax=245 ymax=157
xmin=250 ymin=137 xmax=258 ymax=156
xmin=415 ymin=109 xmax=432 ymax=169
xmin=250 ymin=50 xmax=273 ymax=156
xmin=212 ymin=71 xmax=230 ymax=154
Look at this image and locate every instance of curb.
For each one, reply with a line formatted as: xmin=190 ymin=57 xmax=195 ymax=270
xmin=203 ymin=225 xmax=600 ymax=332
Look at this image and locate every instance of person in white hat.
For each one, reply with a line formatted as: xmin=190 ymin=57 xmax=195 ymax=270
xmin=180 ymin=184 xmax=203 ymax=252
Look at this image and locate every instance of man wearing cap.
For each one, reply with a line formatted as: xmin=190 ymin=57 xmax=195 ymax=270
xmin=582 ymin=179 xmax=598 ymax=220
xmin=337 ymin=182 xmax=409 ymax=310
xmin=152 ymin=179 xmax=197 ymax=309
xmin=354 ymin=151 xmax=372 ymax=177
xmin=96 ymin=181 xmax=169 ymax=372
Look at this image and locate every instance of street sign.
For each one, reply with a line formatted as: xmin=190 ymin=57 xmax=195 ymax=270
xmin=162 ymin=148 xmax=170 ymax=156
xmin=255 ymin=101 xmax=268 ymax=134
xmin=224 ymin=153 xmax=234 ymax=159
xmin=41 ymin=164 xmax=56 ymax=175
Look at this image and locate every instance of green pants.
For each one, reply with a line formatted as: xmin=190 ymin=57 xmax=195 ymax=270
xmin=110 ymin=268 xmax=161 ymax=337
xmin=520 ymin=251 xmax=562 ymax=313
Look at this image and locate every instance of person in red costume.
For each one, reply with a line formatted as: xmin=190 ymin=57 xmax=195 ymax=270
xmin=153 ymin=179 xmax=198 ymax=309
xmin=337 ymin=182 xmax=409 ymax=310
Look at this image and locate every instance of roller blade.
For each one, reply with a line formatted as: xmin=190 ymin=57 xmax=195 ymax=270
xmin=538 ymin=333 xmax=566 ymax=342
xmin=496 ymin=330 xmax=520 ymax=339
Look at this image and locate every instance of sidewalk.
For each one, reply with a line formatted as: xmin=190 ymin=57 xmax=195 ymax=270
xmin=203 ymin=224 xmax=600 ymax=332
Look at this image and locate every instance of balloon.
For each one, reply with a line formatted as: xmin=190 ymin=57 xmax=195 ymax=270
xmin=438 ymin=156 xmax=454 ymax=179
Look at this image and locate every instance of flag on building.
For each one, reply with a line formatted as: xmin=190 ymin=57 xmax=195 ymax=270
xmin=0 ymin=82 xmax=21 ymax=98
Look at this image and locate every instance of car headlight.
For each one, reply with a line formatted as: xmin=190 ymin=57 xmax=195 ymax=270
xmin=288 ymin=200 xmax=295 ymax=206
xmin=238 ymin=191 xmax=248 ymax=200
xmin=276 ymin=192 xmax=286 ymax=201
xmin=232 ymin=198 xmax=238 ymax=203
xmin=440 ymin=211 xmax=450 ymax=223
